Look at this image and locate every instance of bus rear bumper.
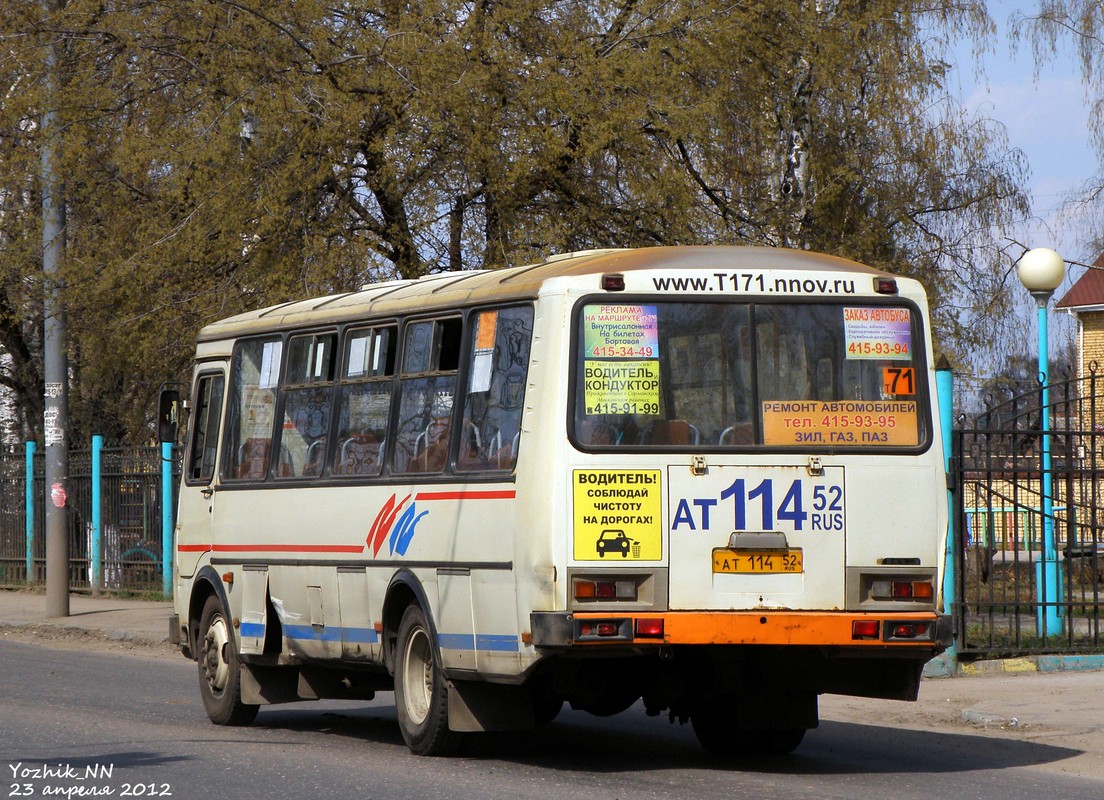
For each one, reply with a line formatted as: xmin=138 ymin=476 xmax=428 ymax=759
xmin=531 ymin=610 xmax=952 ymax=652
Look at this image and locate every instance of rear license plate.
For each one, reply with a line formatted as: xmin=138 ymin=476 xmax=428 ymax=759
xmin=712 ymin=549 xmax=803 ymax=574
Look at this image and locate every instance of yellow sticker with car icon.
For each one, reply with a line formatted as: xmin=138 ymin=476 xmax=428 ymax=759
xmin=572 ymin=470 xmax=662 ymax=561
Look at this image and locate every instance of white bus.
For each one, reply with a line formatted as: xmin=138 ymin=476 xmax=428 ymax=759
xmin=168 ymin=246 xmax=951 ymax=756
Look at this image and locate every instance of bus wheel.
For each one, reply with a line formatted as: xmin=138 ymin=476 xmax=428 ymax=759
xmin=691 ymin=695 xmax=805 ymax=756
xmin=744 ymin=727 xmax=805 ymax=755
xmin=197 ymin=594 xmax=259 ymax=727
xmin=531 ymin=685 xmax=565 ymax=725
xmin=394 ymin=604 xmax=459 ymax=756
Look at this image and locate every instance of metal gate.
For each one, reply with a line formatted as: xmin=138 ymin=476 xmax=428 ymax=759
xmin=0 ymin=442 xmax=175 ymax=594
xmin=953 ymin=370 xmax=1104 ymax=657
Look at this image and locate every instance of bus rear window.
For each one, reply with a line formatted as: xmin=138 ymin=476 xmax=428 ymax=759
xmin=573 ymin=301 xmax=927 ymax=450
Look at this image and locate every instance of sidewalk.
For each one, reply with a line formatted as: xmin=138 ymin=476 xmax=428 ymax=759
xmin=1 ymin=588 xmax=1103 ymax=743
xmin=0 ymin=587 xmax=173 ymax=645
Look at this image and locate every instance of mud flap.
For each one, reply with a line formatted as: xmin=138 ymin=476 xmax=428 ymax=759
xmin=447 ymin=680 xmax=536 ymax=732
xmin=240 ymin=663 xmax=298 ymax=705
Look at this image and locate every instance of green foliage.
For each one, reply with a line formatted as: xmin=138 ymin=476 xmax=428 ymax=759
xmin=0 ymin=1 xmax=1030 ymax=441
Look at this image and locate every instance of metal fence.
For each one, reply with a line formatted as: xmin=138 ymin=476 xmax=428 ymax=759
xmin=0 ymin=442 xmax=176 ymax=594
xmin=5 ymin=372 xmax=1104 ymax=644
xmin=0 ymin=450 xmax=34 ymax=585
xmin=953 ymin=370 xmax=1104 ymax=658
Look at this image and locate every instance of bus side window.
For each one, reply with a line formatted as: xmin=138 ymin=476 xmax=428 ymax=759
xmin=223 ymin=337 xmax=283 ymax=481
xmin=186 ymin=373 xmax=225 ymax=483
xmin=457 ymin=306 xmax=533 ymax=472
xmin=393 ymin=317 xmax=462 ymax=474
xmin=276 ymin=332 xmax=337 ymax=478
xmin=334 ymin=325 xmax=396 ymax=477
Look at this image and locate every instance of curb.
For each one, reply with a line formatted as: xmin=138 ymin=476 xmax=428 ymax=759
xmin=959 ymin=657 xmax=1039 ymax=676
xmin=1036 ymin=654 xmax=1104 ymax=672
xmin=925 ymin=653 xmax=1104 ymax=677
xmin=0 ymin=622 xmax=174 ymax=652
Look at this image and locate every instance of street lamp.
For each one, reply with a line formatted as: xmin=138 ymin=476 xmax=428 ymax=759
xmin=1016 ymin=247 xmax=1066 ymax=636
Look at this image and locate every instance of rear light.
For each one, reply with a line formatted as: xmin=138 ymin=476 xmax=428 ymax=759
xmin=911 ymin=581 xmax=934 ymax=599
xmin=576 ymin=617 xmax=662 ymax=642
xmin=874 ymin=277 xmax=898 ymax=294
xmin=890 ymin=622 xmax=929 ymax=639
xmin=871 ymin=579 xmax=935 ymax=601
xmin=574 ymin=578 xmax=637 ymax=601
xmin=577 ymin=619 xmax=631 ymax=640
xmin=852 ymin=620 xmax=880 ymax=639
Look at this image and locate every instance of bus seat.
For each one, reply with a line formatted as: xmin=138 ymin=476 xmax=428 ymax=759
xmin=485 ymin=429 xmax=521 ymax=468
xmin=719 ymin=423 xmax=754 ymax=445
xmin=237 ymin=438 xmax=271 ymax=479
xmin=577 ymin=420 xmax=619 ymax=445
xmin=337 ymin=435 xmax=380 ymax=475
xmin=412 ymin=417 xmax=451 ymax=473
xmin=457 ymin=420 xmax=486 ymax=470
xmin=303 ymin=438 xmax=327 ymax=476
xmin=642 ymin=420 xmax=700 ymax=445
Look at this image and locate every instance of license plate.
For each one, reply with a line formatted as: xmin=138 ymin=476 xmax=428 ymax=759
xmin=712 ymin=549 xmax=803 ymax=574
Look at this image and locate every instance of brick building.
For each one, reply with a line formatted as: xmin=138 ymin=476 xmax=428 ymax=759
xmin=1056 ymin=252 xmax=1104 ymax=377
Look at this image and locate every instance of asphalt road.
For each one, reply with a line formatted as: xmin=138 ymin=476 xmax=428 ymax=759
xmin=1 ymin=640 xmax=1102 ymax=800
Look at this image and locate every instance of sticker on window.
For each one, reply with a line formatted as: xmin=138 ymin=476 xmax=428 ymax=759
xmin=843 ymin=307 xmax=911 ymax=360
xmin=583 ymin=305 xmax=659 ymax=359
xmin=470 ymin=310 xmax=498 ymax=393
xmin=882 ymin=366 xmax=916 ymax=395
xmin=761 ymin=400 xmax=919 ymax=446
xmin=347 ymin=335 xmax=369 ymax=378
xmin=259 ymin=341 xmax=281 ymax=388
xmin=583 ymin=360 xmax=661 ymax=416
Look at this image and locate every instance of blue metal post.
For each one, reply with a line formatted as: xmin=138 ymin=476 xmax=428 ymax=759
xmin=25 ymin=441 xmax=35 ymax=584
xmin=1036 ymin=300 xmax=1062 ymax=634
xmin=936 ymin=358 xmax=956 ymax=663
xmin=161 ymin=440 xmax=174 ymax=599
xmin=91 ymin=435 xmax=103 ymax=595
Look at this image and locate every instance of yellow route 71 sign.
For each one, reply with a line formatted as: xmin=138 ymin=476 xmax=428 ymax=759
xmin=573 ymin=470 xmax=662 ymax=561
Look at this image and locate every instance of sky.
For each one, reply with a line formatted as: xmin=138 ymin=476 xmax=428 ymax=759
xmin=949 ymin=1 xmax=1098 ymax=271
xmin=946 ymin=1 xmax=1098 ymax=372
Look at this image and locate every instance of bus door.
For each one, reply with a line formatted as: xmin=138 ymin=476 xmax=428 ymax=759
xmin=177 ymin=368 xmax=226 ymax=580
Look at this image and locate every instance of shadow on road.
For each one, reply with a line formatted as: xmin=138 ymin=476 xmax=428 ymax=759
xmin=247 ymin=701 xmax=1084 ymax=776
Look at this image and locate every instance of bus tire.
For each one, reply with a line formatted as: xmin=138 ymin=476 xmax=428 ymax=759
xmin=197 ymin=594 xmax=259 ymax=727
xmin=744 ymin=727 xmax=805 ymax=755
xmin=531 ymin=686 xmax=565 ymax=725
xmin=691 ymin=694 xmax=805 ymax=757
xmin=393 ymin=604 xmax=460 ymax=756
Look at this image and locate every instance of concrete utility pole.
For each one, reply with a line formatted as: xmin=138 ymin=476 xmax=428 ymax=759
xmin=41 ymin=3 xmax=69 ymax=618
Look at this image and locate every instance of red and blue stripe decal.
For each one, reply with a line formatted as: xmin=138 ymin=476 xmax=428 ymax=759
xmin=178 ymin=489 xmax=515 ymax=556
